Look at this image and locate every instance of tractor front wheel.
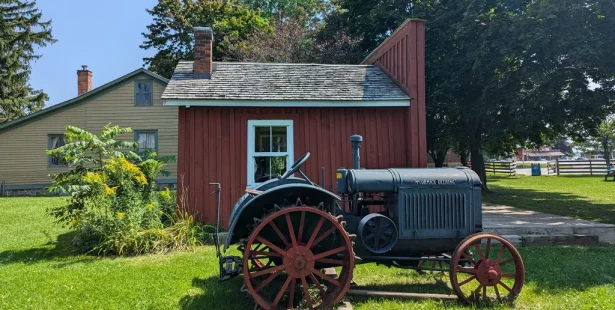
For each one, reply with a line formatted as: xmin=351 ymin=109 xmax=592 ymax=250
xmin=243 ymin=206 xmax=355 ymax=310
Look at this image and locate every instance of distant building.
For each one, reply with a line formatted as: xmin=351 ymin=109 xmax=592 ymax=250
xmin=516 ymin=146 xmax=565 ymax=161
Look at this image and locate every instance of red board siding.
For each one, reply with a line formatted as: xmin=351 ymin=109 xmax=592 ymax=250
xmin=362 ymin=19 xmax=428 ymax=168
xmin=178 ymin=106 xmax=409 ymax=225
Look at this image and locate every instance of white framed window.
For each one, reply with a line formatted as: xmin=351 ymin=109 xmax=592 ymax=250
xmin=247 ymin=120 xmax=294 ymax=186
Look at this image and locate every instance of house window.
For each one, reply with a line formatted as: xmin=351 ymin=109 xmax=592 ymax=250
xmin=134 ymin=81 xmax=153 ymax=106
xmin=135 ymin=130 xmax=158 ymax=153
xmin=247 ymin=120 xmax=294 ymax=186
xmin=48 ymin=134 xmax=67 ymax=167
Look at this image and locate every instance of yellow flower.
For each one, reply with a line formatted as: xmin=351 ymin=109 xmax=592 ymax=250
xmin=70 ymin=219 xmax=78 ymax=227
xmin=145 ymin=204 xmax=154 ymax=210
xmin=84 ymin=172 xmax=104 ymax=185
xmin=116 ymin=212 xmax=126 ymax=219
xmin=160 ymin=188 xmax=171 ymax=200
xmin=103 ymin=184 xmax=117 ymax=196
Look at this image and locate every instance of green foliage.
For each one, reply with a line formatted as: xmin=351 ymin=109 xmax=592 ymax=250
xmin=46 ymin=124 xmax=208 ymax=256
xmin=334 ymin=0 xmax=615 ymax=188
xmin=0 ymin=0 xmax=56 ymax=123
xmin=140 ymin=0 xmax=271 ymax=78
xmin=573 ymin=116 xmax=615 ymax=165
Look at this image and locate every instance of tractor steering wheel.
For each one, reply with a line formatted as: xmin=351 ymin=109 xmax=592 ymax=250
xmin=281 ymin=152 xmax=310 ymax=180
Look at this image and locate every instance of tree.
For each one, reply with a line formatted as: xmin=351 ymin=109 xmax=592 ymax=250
xmin=574 ymin=117 xmax=615 ymax=165
xmin=335 ymin=0 xmax=615 ymax=189
xmin=140 ymin=0 xmax=270 ymax=78
xmin=240 ymin=0 xmax=331 ymax=21
xmin=0 ymin=0 xmax=55 ymax=123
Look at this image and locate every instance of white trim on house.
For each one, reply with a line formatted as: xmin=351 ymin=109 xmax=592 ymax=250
xmin=163 ymin=99 xmax=410 ymax=107
xmin=247 ymin=120 xmax=294 ymax=187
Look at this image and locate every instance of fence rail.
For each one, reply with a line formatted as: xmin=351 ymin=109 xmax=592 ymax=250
xmin=556 ymin=159 xmax=609 ymax=176
xmin=485 ymin=162 xmax=516 ymax=176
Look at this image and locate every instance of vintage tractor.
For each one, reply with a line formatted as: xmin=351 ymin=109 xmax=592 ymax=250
xmin=211 ymin=135 xmax=524 ymax=309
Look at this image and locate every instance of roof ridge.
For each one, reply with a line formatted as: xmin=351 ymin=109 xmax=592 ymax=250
xmin=178 ymin=60 xmax=374 ymax=67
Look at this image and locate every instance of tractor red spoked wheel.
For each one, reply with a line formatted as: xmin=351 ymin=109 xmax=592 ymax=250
xmin=449 ymin=233 xmax=524 ymax=304
xmin=243 ymin=207 xmax=355 ymax=310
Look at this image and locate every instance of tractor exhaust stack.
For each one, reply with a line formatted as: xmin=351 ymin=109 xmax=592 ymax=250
xmin=350 ymin=135 xmax=363 ymax=169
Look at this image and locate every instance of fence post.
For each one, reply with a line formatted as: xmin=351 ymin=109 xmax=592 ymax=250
xmin=590 ymin=158 xmax=593 ymax=176
xmin=556 ymin=158 xmax=560 ymax=176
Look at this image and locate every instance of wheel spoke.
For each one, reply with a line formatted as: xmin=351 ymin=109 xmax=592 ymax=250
xmin=249 ymin=265 xmax=285 ymax=278
xmin=500 ymin=257 xmax=515 ymax=265
xmin=254 ymin=270 xmax=281 ymax=293
xmin=312 ymin=268 xmax=341 ymax=287
xmin=298 ymin=211 xmax=306 ymax=243
xmin=255 ymin=236 xmax=287 ymax=257
xmin=249 ymin=250 xmax=282 ymax=257
xmin=317 ymin=258 xmax=346 ymax=266
xmin=311 ymin=226 xmax=337 ymax=249
xmin=363 ymin=233 xmax=376 ymax=241
xmin=498 ymin=280 xmax=512 ymax=292
xmin=306 ymin=217 xmax=325 ymax=248
xmin=309 ymin=273 xmax=327 ymax=296
xmin=457 ymin=266 xmax=478 ymax=274
xmin=269 ymin=221 xmax=291 ymax=248
xmin=286 ymin=213 xmax=298 ymax=247
xmin=471 ymin=284 xmax=483 ymax=300
xmin=474 ymin=243 xmax=485 ymax=261
xmin=482 ymin=285 xmax=487 ymax=298
xmin=485 ymin=238 xmax=492 ymax=260
xmin=314 ymin=246 xmax=347 ymax=260
xmin=272 ymin=276 xmax=293 ymax=308
xmin=494 ymin=284 xmax=502 ymax=302
xmin=496 ymin=245 xmax=506 ymax=263
xmin=288 ymin=278 xmax=296 ymax=309
xmin=457 ymin=275 xmax=477 ymax=286
xmin=461 ymin=252 xmax=476 ymax=265
xmin=301 ymin=276 xmax=314 ymax=309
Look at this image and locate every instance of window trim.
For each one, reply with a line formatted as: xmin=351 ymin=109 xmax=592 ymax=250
xmin=134 ymin=130 xmax=159 ymax=153
xmin=47 ymin=134 xmax=68 ymax=168
xmin=134 ymin=80 xmax=154 ymax=106
xmin=247 ymin=120 xmax=294 ymax=186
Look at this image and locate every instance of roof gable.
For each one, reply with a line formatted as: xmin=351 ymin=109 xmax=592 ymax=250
xmin=0 ymin=68 xmax=168 ymax=133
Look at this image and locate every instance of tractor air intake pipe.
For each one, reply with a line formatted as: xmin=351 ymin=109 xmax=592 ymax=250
xmin=350 ymin=135 xmax=363 ymax=169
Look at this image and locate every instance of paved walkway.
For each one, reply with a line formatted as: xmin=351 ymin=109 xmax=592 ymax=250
xmin=482 ymin=203 xmax=615 ymax=244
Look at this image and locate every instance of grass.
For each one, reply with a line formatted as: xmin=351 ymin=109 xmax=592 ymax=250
xmin=2 ymin=196 xmax=615 ymax=309
xmin=484 ymin=175 xmax=615 ymax=224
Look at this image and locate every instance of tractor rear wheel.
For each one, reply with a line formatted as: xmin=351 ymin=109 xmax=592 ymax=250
xmin=449 ymin=233 xmax=524 ymax=304
xmin=243 ymin=206 xmax=355 ymax=310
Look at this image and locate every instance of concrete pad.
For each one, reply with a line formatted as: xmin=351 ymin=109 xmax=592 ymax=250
xmin=482 ymin=203 xmax=615 ymax=244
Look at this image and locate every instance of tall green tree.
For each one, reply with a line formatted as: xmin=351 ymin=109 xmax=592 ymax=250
xmin=0 ymin=0 xmax=55 ymax=123
xmin=335 ymin=0 xmax=615 ymax=188
xmin=140 ymin=0 xmax=270 ymax=78
xmin=240 ymin=0 xmax=330 ymax=21
xmin=574 ymin=116 xmax=615 ymax=165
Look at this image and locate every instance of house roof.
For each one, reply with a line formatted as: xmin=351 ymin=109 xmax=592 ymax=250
xmin=0 ymin=68 xmax=168 ymax=133
xmin=161 ymin=61 xmax=410 ymax=102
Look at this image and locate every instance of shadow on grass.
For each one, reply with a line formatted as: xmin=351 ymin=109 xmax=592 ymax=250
xmin=0 ymin=231 xmax=96 ymax=267
xmin=484 ymin=178 xmax=615 ymax=224
xmin=178 ymin=276 xmax=254 ymax=310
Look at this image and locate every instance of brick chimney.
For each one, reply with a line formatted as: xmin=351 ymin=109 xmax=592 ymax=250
xmin=77 ymin=65 xmax=92 ymax=95
xmin=193 ymin=27 xmax=213 ymax=79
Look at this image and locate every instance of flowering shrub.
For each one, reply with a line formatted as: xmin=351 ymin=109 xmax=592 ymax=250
xmin=47 ymin=124 xmax=206 ymax=255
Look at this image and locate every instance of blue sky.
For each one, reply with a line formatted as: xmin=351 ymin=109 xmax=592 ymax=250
xmin=31 ymin=0 xmax=159 ymax=106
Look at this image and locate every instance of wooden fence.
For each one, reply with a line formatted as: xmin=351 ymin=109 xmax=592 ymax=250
xmin=555 ymin=159 xmax=609 ymax=176
xmin=485 ymin=162 xmax=517 ymax=176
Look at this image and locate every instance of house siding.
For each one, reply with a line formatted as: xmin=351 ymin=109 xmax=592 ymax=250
xmin=0 ymin=73 xmax=177 ymax=188
xmin=177 ymin=106 xmax=410 ymax=226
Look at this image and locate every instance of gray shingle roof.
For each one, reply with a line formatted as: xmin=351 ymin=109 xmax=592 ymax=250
xmin=161 ymin=61 xmax=409 ymax=101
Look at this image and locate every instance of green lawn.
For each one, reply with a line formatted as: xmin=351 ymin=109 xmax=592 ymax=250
xmin=484 ymin=175 xmax=615 ymax=224
xmin=2 ymin=197 xmax=615 ymax=309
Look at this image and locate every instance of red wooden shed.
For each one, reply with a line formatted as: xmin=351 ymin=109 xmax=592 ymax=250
xmin=162 ymin=19 xmax=427 ymax=225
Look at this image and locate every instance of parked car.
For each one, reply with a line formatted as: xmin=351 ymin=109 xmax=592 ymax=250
xmin=560 ymin=156 xmax=575 ymax=161
xmin=575 ymin=157 xmax=588 ymax=161
xmin=536 ymin=158 xmax=548 ymax=161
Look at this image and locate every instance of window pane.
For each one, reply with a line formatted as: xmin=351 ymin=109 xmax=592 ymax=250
xmin=136 ymin=93 xmax=151 ymax=105
xmin=49 ymin=135 xmax=67 ymax=166
xmin=136 ymin=132 xmax=156 ymax=152
xmin=253 ymin=156 xmax=287 ymax=183
xmin=254 ymin=126 xmax=271 ymax=152
xmin=271 ymin=126 xmax=287 ymax=152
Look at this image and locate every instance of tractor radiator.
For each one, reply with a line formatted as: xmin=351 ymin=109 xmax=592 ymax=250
xmin=397 ymin=189 xmax=473 ymax=239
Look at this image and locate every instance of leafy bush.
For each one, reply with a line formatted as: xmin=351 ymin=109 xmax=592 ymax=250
xmin=47 ymin=124 xmax=208 ymax=255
